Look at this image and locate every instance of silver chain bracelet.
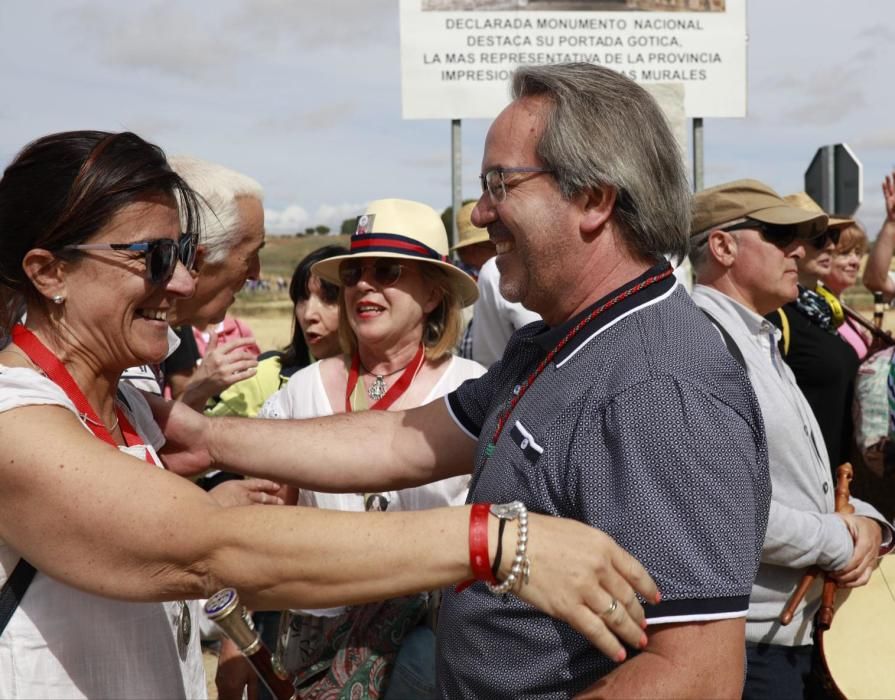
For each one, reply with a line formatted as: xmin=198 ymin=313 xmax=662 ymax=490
xmin=486 ymin=501 xmax=531 ymax=596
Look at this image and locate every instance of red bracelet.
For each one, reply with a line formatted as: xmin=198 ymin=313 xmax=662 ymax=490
xmin=455 ymin=503 xmax=496 ymax=592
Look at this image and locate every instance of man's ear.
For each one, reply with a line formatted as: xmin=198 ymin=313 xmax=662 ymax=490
xmin=193 ymin=244 xmax=208 ymax=277
xmin=577 ymin=184 xmax=617 ymax=238
xmin=22 ymin=248 xmax=67 ymax=302
xmin=706 ymin=229 xmax=737 ymax=267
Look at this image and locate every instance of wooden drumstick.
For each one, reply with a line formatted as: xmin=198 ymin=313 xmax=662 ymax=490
xmin=780 ymin=464 xmax=854 ymax=626
xmin=817 ymin=464 xmax=854 ymax=631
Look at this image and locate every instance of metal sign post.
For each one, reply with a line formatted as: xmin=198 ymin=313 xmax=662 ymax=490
xmin=692 ymin=117 xmax=704 ymax=193
xmin=450 ymin=119 xmax=462 ymax=249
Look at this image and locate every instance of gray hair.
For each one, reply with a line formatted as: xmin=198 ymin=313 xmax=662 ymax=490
xmin=688 ymin=229 xmax=712 ymax=272
xmin=689 ymin=219 xmax=746 ymax=274
xmin=168 ymin=156 xmax=264 ymax=265
xmin=512 ymin=63 xmax=690 ymax=262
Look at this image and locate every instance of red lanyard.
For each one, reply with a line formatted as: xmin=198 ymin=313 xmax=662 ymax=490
xmin=11 ymin=324 xmax=150 ymax=459
xmin=345 ymin=344 xmax=426 ymax=412
xmin=484 ymin=266 xmax=674 ymax=458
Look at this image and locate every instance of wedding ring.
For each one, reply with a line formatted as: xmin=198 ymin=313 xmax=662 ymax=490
xmin=600 ymin=598 xmax=619 ymax=619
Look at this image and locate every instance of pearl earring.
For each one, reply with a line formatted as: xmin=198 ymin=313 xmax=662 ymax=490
xmin=51 ymin=295 xmax=65 ymax=305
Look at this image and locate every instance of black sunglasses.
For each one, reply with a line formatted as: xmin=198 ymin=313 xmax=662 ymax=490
xmin=63 ymin=232 xmax=199 ymax=285
xmin=338 ymin=259 xmax=404 ymax=288
xmin=722 ymin=219 xmax=803 ymax=249
xmin=808 ymin=228 xmax=841 ymax=250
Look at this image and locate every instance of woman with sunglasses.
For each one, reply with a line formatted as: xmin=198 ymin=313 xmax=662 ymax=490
xmin=0 ymin=133 xmax=657 ymax=699
xmin=767 ymin=192 xmax=859 ymax=473
xmin=257 ymin=199 xmax=486 ymax=698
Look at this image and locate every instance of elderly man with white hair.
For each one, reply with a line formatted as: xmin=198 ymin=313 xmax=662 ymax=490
xmin=163 ymin=156 xmax=266 ymax=410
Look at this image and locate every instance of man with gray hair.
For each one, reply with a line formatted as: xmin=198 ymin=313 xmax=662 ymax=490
xmin=164 ymin=156 xmax=266 ymax=409
xmin=156 ymin=63 xmax=770 ymax=697
xmin=688 ymin=179 xmax=891 ymax=698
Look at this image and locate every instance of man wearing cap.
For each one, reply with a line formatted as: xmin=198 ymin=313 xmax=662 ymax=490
xmin=156 ymin=63 xmax=770 ymax=698
xmin=689 ymin=179 xmax=892 ymax=699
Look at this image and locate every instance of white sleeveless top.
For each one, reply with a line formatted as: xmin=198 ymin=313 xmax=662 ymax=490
xmin=261 ymin=355 xmax=486 ymax=617
xmin=0 ymin=366 xmax=206 ymax=700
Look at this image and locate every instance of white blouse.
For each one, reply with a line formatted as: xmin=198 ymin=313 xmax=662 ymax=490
xmin=260 ymin=355 xmax=487 ymax=617
xmin=0 ymin=366 xmax=206 ymax=699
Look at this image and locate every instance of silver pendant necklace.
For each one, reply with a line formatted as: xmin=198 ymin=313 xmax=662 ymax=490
xmin=368 ymin=375 xmax=387 ymax=401
xmin=360 ymin=359 xmax=414 ymax=401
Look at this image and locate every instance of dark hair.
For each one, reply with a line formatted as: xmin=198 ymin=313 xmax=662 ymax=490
xmin=0 ymin=130 xmax=202 ymax=334
xmin=280 ymin=244 xmax=347 ymax=371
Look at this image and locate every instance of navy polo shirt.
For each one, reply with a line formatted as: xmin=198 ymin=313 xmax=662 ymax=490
xmin=437 ymin=263 xmax=770 ymax=699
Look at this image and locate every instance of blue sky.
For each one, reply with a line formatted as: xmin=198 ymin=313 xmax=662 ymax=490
xmin=1 ymin=1 xmax=893 ymax=235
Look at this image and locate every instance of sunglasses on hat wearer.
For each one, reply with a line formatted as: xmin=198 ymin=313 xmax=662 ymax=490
xmin=807 ymin=228 xmax=841 ymax=250
xmin=338 ymin=259 xmax=405 ymax=288
xmin=62 ymin=231 xmax=199 ymax=285
xmin=721 ymin=219 xmax=803 ymax=249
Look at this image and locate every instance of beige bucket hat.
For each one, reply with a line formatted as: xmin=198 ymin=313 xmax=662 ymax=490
xmin=312 ymin=198 xmax=479 ymax=307
xmin=783 ymin=192 xmax=855 ymax=230
xmin=450 ymin=201 xmax=492 ymax=251
xmin=691 ymin=179 xmax=828 ymax=237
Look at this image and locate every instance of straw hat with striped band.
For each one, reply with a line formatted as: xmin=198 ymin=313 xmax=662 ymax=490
xmin=783 ymin=192 xmax=855 ymax=230
xmin=312 ymin=198 xmax=479 ymax=307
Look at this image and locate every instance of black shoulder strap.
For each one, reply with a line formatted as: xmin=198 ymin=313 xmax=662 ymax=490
xmin=701 ymin=309 xmax=747 ymax=371
xmin=0 ymin=559 xmax=37 ymax=636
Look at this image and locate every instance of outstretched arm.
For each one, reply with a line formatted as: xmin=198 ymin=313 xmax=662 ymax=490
xmin=1 ymin=402 xmax=659 ymax=662
xmin=862 ymin=172 xmax=895 ymax=300
xmin=154 ymin=394 xmax=477 ymax=492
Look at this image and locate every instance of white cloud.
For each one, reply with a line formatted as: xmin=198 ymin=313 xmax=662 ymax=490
xmin=315 ymin=202 xmax=366 ymax=230
xmin=851 ymin=130 xmax=895 ymax=152
xmin=227 ymin=0 xmax=396 ymax=49
xmin=257 ymin=102 xmax=360 ymax=132
xmin=265 ymin=204 xmax=309 ymax=234
xmin=265 ymin=201 xmax=366 ymax=235
xmin=66 ymin=1 xmax=243 ymax=82
xmin=766 ymin=65 xmax=866 ymax=126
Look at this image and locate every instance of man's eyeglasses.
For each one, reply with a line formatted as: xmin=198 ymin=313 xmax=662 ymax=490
xmin=63 ymin=232 xmax=198 ymax=285
xmin=807 ymin=228 xmax=841 ymax=250
xmin=479 ymin=166 xmax=555 ymax=203
xmin=338 ymin=259 xmax=404 ymax=288
xmin=722 ymin=219 xmax=802 ymax=249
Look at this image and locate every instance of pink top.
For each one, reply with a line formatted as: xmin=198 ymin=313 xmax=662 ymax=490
xmin=838 ymin=317 xmax=870 ymax=360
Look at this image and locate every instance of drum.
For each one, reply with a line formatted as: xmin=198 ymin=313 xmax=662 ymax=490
xmin=817 ymin=555 xmax=895 ymax=699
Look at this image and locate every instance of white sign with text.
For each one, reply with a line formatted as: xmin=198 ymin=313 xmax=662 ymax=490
xmin=399 ymin=0 xmax=746 ymax=119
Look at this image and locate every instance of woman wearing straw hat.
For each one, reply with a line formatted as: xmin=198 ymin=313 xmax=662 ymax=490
xmin=259 ymin=198 xmax=486 ymax=699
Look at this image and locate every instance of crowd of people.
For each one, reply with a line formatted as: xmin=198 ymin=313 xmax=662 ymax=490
xmin=0 ymin=61 xmax=893 ymax=700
